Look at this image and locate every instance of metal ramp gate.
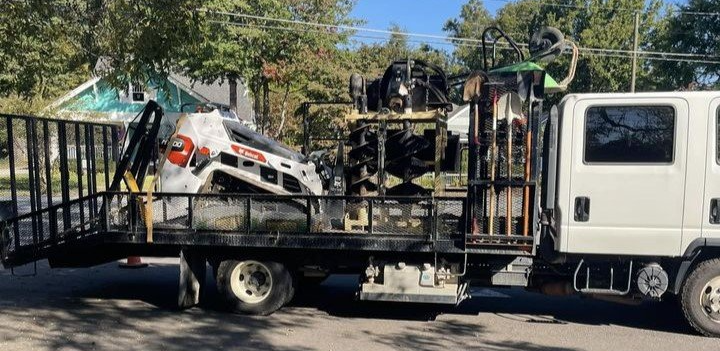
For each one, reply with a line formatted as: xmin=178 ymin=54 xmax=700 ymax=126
xmin=0 ymin=113 xmax=122 ymax=266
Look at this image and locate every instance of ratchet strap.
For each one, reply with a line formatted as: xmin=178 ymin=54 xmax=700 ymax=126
xmin=141 ymin=114 xmax=190 ymax=243
xmin=123 ymin=171 xmax=153 ymax=242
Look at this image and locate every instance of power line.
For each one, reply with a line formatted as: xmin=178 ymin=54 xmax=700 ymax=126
xmin=205 ymin=10 xmax=720 ymax=61
xmin=202 ymin=9 xmax=488 ymax=44
xmin=464 ymin=40 xmax=720 ymax=65
xmin=212 ymin=19 xmax=720 ymax=65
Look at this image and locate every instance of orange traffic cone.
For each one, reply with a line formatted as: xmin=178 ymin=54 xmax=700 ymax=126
xmin=119 ymin=256 xmax=148 ymax=269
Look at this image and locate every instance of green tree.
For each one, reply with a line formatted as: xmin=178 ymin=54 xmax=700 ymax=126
xmin=443 ymin=0 xmax=493 ymax=71
xmin=94 ymin=0 xmax=201 ymax=92
xmin=0 ymin=0 xmax=201 ymax=113
xmin=572 ymin=0 xmax=667 ymax=92
xmin=653 ymin=0 xmax=720 ymax=89
xmin=180 ymin=0 xmax=355 ymax=138
xmin=351 ymin=25 xmax=454 ymax=78
xmin=0 ymin=1 xmax=88 ymax=104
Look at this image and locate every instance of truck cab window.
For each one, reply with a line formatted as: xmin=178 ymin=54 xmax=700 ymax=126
xmin=584 ymin=105 xmax=675 ymax=163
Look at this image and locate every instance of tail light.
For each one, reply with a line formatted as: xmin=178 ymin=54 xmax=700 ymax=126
xmin=167 ymin=134 xmax=195 ymax=167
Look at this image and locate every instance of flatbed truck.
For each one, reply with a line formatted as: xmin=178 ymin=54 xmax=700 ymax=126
xmin=2 ymin=70 xmax=720 ymax=337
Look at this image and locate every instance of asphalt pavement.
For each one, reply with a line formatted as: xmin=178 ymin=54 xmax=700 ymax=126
xmin=0 ymin=258 xmax=718 ymax=351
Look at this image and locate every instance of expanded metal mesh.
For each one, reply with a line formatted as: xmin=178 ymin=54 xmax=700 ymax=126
xmin=371 ymin=200 xmax=431 ymax=235
xmin=107 ymin=194 xmax=130 ymax=230
xmin=436 ymin=199 xmax=465 ymax=239
xmin=465 ymin=75 xmax=539 ymax=246
xmin=108 ymin=194 xmax=466 ymax=238
xmin=1 ymin=193 xmax=106 ymax=262
xmin=192 ymin=196 xmax=247 ymax=231
xmin=476 ymin=186 xmax=526 ymax=236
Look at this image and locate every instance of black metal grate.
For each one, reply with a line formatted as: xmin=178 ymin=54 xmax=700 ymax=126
xmin=2 ymin=191 xmax=469 ymax=267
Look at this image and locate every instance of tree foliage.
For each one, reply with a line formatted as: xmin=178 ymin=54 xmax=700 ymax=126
xmin=445 ymin=0 xmax=671 ymax=93
xmin=654 ymin=0 xmax=720 ymax=88
xmin=443 ymin=0 xmax=493 ymax=71
xmin=0 ymin=1 xmax=88 ymax=101
xmin=1 ymin=0 xmax=719 ymax=145
xmin=180 ymin=0 xmax=356 ymax=138
xmin=351 ymin=25 xmax=454 ymax=79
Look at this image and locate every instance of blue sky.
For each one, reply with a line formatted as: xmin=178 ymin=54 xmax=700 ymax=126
xmin=349 ymin=0 xmax=688 ymax=48
xmin=350 ymin=0 xmax=513 ymax=39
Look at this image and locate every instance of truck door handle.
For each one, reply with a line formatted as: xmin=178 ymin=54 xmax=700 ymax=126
xmin=574 ymin=196 xmax=590 ymax=222
xmin=711 ymin=199 xmax=720 ymax=224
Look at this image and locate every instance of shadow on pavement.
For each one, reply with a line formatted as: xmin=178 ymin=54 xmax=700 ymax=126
xmin=290 ymin=274 xmax=695 ymax=336
xmin=0 ymin=259 xmax=700 ymax=351
xmin=0 ymin=261 xmax=316 ymax=351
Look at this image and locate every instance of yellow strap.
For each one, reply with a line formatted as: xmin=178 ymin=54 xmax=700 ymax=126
xmin=123 ymin=172 xmax=150 ymax=241
xmin=142 ymin=114 xmax=190 ymax=243
xmin=123 ymin=171 xmax=140 ymax=192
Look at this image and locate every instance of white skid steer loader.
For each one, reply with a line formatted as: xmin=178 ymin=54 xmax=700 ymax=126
xmin=160 ymin=109 xmax=330 ymax=196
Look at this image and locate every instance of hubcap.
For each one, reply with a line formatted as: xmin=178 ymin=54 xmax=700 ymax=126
xmin=700 ymin=276 xmax=720 ymax=323
xmin=230 ymin=261 xmax=273 ymax=304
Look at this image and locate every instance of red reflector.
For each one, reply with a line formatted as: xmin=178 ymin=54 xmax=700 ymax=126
xmin=199 ymin=147 xmax=210 ymax=156
xmin=168 ymin=134 xmax=194 ymax=167
xmin=231 ymin=144 xmax=266 ymax=163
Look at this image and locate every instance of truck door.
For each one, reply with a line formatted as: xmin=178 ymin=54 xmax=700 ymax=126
xmin=567 ymin=98 xmax=689 ymax=256
xmin=702 ymin=99 xmax=720 ymax=241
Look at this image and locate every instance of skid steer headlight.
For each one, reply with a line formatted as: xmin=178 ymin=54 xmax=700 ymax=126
xmin=168 ymin=134 xmax=195 ymax=167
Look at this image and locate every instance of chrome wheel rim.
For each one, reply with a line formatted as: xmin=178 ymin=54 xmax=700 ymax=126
xmin=700 ymin=276 xmax=720 ymax=323
xmin=230 ymin=260 xmax=272 ymax=304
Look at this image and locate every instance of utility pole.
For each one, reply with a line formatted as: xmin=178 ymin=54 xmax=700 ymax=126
xmin=631 ymin=12 xmax=639 ymax=92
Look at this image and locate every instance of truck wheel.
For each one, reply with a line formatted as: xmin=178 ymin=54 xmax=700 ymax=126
xmin=680 ymin=258 xmax=720 ymax=337
xmin=216 ymin=259 xmax=293 ymax=315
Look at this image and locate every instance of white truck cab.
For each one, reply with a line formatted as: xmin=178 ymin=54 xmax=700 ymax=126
xmin=554 ymin=91 xmax=720 ymax=257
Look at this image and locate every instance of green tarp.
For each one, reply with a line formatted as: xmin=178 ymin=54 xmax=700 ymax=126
xmin=490 ymin=61 xmax=560 ymax=90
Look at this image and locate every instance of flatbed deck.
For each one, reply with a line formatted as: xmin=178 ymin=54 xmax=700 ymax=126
xmin=1 ymin=189 xmax=537 ymax=268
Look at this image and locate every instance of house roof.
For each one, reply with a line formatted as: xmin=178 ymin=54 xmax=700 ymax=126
xmin=447 ymin=104 xmax=470 ymax=141
xmin=169 ymin=74 xmax=253 ymax=119
xmin=50 ymin=57 xmax=254 ymax=120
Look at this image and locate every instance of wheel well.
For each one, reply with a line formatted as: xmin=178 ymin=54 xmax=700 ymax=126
xmin=696 ymin=246 xmax=720 ymax=262
xmin=671 ymin=245 xmax=720 ymax=294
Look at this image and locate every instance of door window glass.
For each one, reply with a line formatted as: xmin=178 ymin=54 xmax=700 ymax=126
xmin=584 ymin=105 xmax=675 ymax=163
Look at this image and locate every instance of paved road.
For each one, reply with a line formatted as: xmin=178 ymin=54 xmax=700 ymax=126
xmin=0 ymin=258 xmax=718 ymax=351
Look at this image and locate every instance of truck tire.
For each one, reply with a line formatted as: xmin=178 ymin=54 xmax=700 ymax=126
xmin=216 ymin=259 xmax=294 ymax=315
xmin=680 ymin=258 xmax=720 ymax=337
